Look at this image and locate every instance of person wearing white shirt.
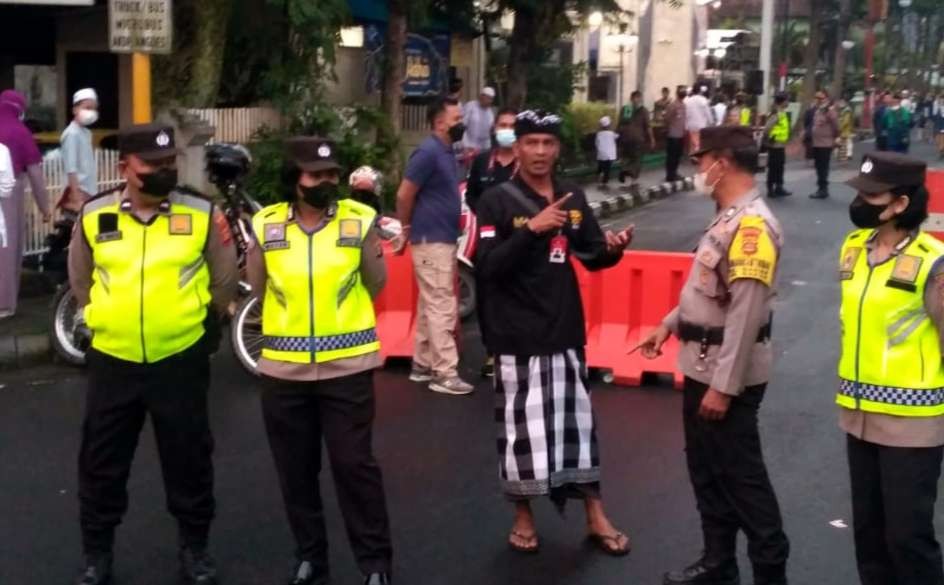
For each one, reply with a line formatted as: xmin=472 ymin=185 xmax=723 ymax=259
xmin=712 ymin=96 xmax=728 ymax=128
xmin=462 ymin=87 xmax=496 ymax=153
xmin=0 ymin=143 xmax=15 ymax=257
xmin=685 ymin=86 xmax=714 ymax=153
xmin=595 ymin=116 xmax=619 ymax=186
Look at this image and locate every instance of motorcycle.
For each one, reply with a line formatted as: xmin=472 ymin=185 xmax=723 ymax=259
xmin=49 ymin=143 xmax=261 ymax=367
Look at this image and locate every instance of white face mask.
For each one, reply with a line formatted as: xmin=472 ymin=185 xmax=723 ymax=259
xmin=77 ymin=109 xmax=99 ymax=127
xmin=693 ymin=160 xmax=722 ymax=197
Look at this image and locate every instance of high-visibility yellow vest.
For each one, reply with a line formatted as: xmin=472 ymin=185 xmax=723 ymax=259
xmin=252 ymin=199 xmax=380 ymax=364
xmin=740 ymin=107 xmax=752 ymax=126
xmin=837 ymin=229 xmax=944 ymax=416
xmin=82 ymin=191 xmax=213 ymax=363
xmin=769 ymin=112 xmax=790 ymax=144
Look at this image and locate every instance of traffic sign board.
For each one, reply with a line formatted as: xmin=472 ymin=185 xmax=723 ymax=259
xmin=109 ymin=0 xmax=173 ymax=55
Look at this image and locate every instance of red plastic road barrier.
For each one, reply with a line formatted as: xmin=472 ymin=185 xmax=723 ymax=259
xmin=575 ymin=251 xmax=694 ymax=389
xmin=373 ymin=242 xmax=419 ymax=360
xmin=926 ymin=169 xmax=944 ymax=242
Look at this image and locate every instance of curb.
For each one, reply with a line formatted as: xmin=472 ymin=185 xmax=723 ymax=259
xmin=0 ymin=332 xmax=52 ymax=371
xmin=589 ymin=176 xmax=694 ymax=219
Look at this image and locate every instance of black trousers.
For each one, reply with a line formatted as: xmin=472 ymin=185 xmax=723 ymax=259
xmin=597 ymin=160 xmax=614 ymax=184
xmin=261 ymin=371 xmax=392 ymax=577
xmin=847 ymin=434 xmax=944 ymax=585
xmin=666 ymin=137 xmax=685 ymax=181
xmin=79 ymin=340 xmax=215 ymax=555
xmin=813 ymin=147 xmax=833 ymax=191
xmin=766 ymin=147 xmax=786 ymax=191
xmin=683 ymin=378 xmax=789 ymax=578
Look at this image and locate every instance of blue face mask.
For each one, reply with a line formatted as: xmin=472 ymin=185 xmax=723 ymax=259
xmin=495 ymin=128 xmax=517 ymax=148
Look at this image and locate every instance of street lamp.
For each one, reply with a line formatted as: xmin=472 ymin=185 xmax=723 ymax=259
xmin=589 ymin=11 xmax=604 ymax=28
xmin=609 ymin=23 xmax=639 ymax=107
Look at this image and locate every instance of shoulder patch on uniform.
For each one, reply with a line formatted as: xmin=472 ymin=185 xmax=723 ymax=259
xmin=169 ymin=214 xmax=193 ymax=235
xmin=840 ymin=247 xmax=862 ymax=280
xmin=337 ymin=218 xmax=363 ymax=247
xmin=890 ymin=255 xmax=922 ymax=284
xmin=729 ymin=215 xmax=777 ymax=286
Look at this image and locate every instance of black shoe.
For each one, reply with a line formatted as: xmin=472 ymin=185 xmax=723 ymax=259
xmin=75 ymin=554 xmax=113 ymax=585
xmin=809 ymin=190 xmax=829 ymax=199
xmin=777 ymin=188 xmax=793 ymax=197
xmin=481 ymin=357 xmax=495 ymax=378
xmin=663 ymin=558 xmax=739 ymax=585
xmin=179 ymin=547 xmax=218 ymax=584
xmin=288 ymin=561 xmax=328 ymax=585
xmin=364 ymin=573 xmax=392 ymax=585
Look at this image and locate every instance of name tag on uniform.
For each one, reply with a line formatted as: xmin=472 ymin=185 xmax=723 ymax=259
xmin=337 ymin=219 xmax=362 ymax=247
xmin=263 ymin=222 xmax=290 ymax=251
xmin=549 ymin=234 xmax=568 ymax=264
xmin=169 ymin=214 xmax=192 ymax=235
xmin=96 ymin=231 xmax=123 ymax=243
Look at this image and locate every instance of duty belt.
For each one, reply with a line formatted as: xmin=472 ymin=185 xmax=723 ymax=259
xmin=677 ymin=319 xmax=773 ymax=347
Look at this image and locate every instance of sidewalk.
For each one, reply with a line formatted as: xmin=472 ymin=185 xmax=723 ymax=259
xmin=0 ymin=272 xmax=55 ymax=370
xmin=579 ymin=158 xmax=696 ymax=218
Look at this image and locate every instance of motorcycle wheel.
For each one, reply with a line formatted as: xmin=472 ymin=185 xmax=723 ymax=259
xmin=458 ymin=264 xmax=476 ymax=322
xmin=50 ymin=285 xmax=87 ymax=367
xmin=231 ymin=295 xmax=263 ymax=375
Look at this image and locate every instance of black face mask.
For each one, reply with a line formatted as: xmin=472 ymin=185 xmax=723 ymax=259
xmin=137 ymin=168 xmax=178 ymax=199
xmin=299 ymin=182 xmax=338 ymax=209
xmin=448 ymin=122 xmax=466 ymax=143
xmin=350 ymin=189 xmax=381 ymax=212
xmin=849 ymin=195 xmax=892 ymax=228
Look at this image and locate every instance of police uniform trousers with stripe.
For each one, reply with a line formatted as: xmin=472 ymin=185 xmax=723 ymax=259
xmin=847 ymin=434 xmax=944 ymax=585
xmin=684 ymin=378 xmax=789 ymax=577
xmin=79 ymin=338 xmax=215 ymax=554
xmin=260 ymin=371 xmax=392 ymax=576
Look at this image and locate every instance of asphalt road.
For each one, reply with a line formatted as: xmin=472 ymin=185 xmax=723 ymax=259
xmin=3 ymin=143 xmax=943 ymax=585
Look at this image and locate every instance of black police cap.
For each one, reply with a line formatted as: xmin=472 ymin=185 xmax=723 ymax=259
xmin=118 ymin=124 xmax=179 ymax=161
xmin=285 ymin=137 xmax=341 ymax=173
xmin=846 ymin=152 xmax=926 ymax=195
xmin=692 ymin=126 xmax=756 ymax=158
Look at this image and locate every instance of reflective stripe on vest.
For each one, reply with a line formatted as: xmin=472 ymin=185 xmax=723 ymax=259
xmin=837 ymin=229 xmax=944 ymax=416
xmin=769 ymin=113 xmax=790 ymax=144
xmin=252 ymin=198 xmax=380 ymax=365
xmin=82 ymin=191 xmax=212 ymax=363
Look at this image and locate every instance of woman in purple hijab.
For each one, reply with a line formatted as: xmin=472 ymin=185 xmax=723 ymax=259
xmin=0 ymin=89 xmax=51 ymax=318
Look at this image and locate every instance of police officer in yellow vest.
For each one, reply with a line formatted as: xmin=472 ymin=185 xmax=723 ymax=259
xmin=246 ymin=137 xmax=392 ymax=585
xmin=68 ymin=124 xmax=238 ymax=585
xmin=838 ymin=152 xmax=944 ymax=585
xmin=765 ymin=93 xmax=792 ymax=199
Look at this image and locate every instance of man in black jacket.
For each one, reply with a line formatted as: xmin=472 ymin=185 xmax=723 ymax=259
xmin=475 ymin=110 xmax=634 ymax=557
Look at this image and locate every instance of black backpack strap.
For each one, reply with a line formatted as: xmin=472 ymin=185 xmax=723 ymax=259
xmin=499 ymin=182 xmax=542 ymax=216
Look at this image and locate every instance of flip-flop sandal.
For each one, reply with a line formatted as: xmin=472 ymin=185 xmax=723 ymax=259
xmin=587 ymin=532 xmax=631 ymax=557
xmin=508 ymin=529 xmax=540 ymax=554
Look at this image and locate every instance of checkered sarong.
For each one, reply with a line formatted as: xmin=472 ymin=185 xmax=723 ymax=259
xmin=495 ymin=349 xmax=601 ymax=500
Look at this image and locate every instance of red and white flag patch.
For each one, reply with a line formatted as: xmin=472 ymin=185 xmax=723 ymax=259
xmin=480 ymin=225 xmax=496 ymax=239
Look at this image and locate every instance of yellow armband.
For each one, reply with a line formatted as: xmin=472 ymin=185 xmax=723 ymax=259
xmin=728 ymin=216 xmax=777 ymax=286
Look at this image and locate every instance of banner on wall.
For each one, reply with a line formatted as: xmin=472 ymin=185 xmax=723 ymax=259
xmin=364 ymin=23 xmax=450 ymax=97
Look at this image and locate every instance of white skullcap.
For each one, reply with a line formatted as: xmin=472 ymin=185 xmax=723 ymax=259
xmin=481 ymin=87 xmax=496 ymax=98
xmin=600 ymin=116 xmax=611 ymax=127
xmin=73 ymin=88 xmax=98 ymax=105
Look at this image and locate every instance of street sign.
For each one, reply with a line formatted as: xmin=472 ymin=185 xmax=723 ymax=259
xmin=0 ymin=1 xmax=94 ymax=4
xmin=109 ymin=0 xmax=173 ymax=55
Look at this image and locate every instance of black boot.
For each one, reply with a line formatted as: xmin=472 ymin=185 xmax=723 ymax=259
xmin=664 ymin=557 xmax=740 ymax=585
xmin=364 ymin=573 xmax=392 ymax=585
xmin=75 ymin=554 xmax=113 ymax=585
xmin=288 ymin=561 xmax=328 ymax=585
xmin=809 ymin=190 xmax=829 ymax=199
xmin=179 ymin=547 xmax=218 ymax=584
xmin=753 ymin=563 xmax=787 ymax=585
xmin=776 ymin=187 xmax=792 ymax=197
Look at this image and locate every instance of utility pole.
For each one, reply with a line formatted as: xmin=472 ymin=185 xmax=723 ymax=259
xmin=779 ymin=0 xmax=790 ymax=92
xmin=759 ymin=0 xmax=775 ymax=112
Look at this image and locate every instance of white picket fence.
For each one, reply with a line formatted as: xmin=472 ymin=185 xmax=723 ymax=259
xmin=186 ymin=107 xmax=283 ymax=143
xmin=23 ymin=149 xmax=124 ymax=257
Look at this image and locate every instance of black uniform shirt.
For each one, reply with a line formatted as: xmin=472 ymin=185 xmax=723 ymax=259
xmin=475 ymin=176 xmax=622 ymax=356
xmin=465 ymin=149 xmax=518 ymax=214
